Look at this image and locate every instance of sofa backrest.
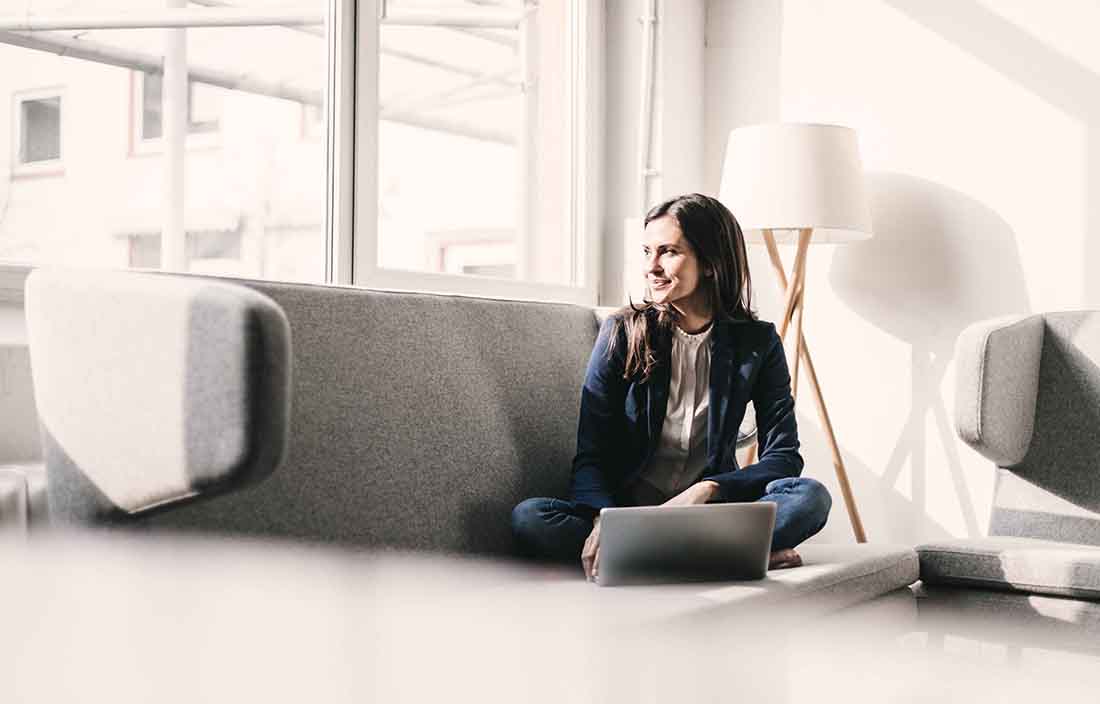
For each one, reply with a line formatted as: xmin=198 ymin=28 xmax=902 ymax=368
xmin=991 ymin=311 xmax=1100 ymax=546
xmin=148 ymin=279 xmax=599 ymax=556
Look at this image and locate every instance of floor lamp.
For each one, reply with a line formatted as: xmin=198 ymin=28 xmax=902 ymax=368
xmin=718 ymin=123 xmax=872 ymax=543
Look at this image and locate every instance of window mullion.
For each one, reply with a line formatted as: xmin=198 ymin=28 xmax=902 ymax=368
xmin=326 ymin=0 xmax=363 ymax=286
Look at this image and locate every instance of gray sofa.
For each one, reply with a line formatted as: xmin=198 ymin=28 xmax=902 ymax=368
xmin=916 ymin=312 xmax=1100 ymax=645
xmin=18 ymin=268 xmax=918 ymax=619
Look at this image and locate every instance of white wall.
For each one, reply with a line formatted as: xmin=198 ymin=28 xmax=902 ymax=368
xmin=703 ymin=0 xmax=782 ymax=189
xmin=701 ymin=0 xmax=1100 ymax=544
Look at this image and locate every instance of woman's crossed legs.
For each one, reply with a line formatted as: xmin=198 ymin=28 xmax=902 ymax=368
xmin=511 ymin=476 xmax=832 ymax=571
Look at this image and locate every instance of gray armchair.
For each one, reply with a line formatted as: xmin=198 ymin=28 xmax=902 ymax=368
xmin=917 ymin=312 xmax=1100 ymax=637
xmin=23 ymin=269 xmax=292 ymax=528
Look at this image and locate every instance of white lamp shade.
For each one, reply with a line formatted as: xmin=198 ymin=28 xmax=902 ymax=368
xmin=718 ymin=123 xmax=872 ymax=244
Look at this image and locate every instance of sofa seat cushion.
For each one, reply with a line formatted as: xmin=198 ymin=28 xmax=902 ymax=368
xmin=682 ymin=542 xmax=919 ymax=613
xmin=918 ymin=536 xmax=1100 ymax=600
xmin=529 ymin=543 xmax=919 ymax=627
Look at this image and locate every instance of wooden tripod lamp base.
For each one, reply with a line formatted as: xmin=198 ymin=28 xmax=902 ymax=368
xmin=743 ymin=228 xmax=868 ymax=544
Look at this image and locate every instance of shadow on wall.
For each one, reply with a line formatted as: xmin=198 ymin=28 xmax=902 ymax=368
xmin=805 ymin=419 xmax=957 ymax=546
xmin=882 ymin=0 xmax=1100 ymax=306
xmin=831 ymin=172 xmax=1029 ymax=344
xmin=826 ymin=172 xmax=1029 ymax=539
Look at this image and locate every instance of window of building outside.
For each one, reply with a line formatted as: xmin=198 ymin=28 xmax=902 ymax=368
xmin=18 ymin=94 xmax=62 ymax=165
xmin=0 ymin=0 xmax=597 ymax=303
xmin=138 ymin=72 xmax=222 ymax=141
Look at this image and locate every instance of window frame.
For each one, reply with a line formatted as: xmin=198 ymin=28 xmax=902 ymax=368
xmin=0 ymin=0 xmax=605 ymax=307
xmin=0 ymin=5 xmax=350 ymax=299
xmin=348 ymin=0 xmax=603 ymax=305
xmin=12 ymin=86 xmax=65 ymax=177
xmin=325 ymin=0 xmax=358 ymax=285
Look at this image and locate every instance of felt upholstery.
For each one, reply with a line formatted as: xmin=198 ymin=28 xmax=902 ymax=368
xmin=952 ymin=311 xmax=1100 ymax=547
xmin=149 ymin=280 xmax=599 ymax=555
xmin=992 ymin=312 xmax=1100 ymax=545
xmin=24 ymin=270 xmax=291 ymax=523
xmin=919 ymin=310 xmax=1100 ymax=619
xmin=953 ymin=314 xmax=1043 ymax=468
xmin=918 ymin=537 xmax=1100 ymax=600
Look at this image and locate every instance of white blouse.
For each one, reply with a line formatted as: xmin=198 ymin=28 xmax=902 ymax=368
xmin=630 ymin=323 xmax=712 ymax=505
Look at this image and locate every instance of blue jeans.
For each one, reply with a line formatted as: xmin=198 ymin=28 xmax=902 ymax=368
xmin=511 ymin=477 xmax=832 ymax=564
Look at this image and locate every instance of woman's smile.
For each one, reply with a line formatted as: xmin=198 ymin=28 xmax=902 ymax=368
xmin=643 ymin=215 xmax=706 ymax=313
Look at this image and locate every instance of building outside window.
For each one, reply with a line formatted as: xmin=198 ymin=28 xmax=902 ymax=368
xmin=137 ymin=72 xmax=222 ymax=142
xmin=19 ymin=94 xmax=62 ymax=164
xmin=13 ymin=89 xmax=63 ymax=175
xmin=125 ymin=226 xmax=242 ymax=273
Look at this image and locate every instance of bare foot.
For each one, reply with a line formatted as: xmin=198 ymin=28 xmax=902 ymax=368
xmin=769 ymin=548 xmax=803 ymax=570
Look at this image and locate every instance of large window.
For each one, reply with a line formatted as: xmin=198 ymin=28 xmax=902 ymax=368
xmin=354 ymin=0 xmax=600 ymax=304
xmin=0 ymin=0 xmax=600 ymax=304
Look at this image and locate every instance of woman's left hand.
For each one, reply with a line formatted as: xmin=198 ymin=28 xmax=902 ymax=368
xmin=662 ymin=480 xmax=719 ymax=506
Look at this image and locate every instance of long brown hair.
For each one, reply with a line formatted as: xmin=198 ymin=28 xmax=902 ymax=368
xmin=610 ymin=193 xmax=756 ymax=382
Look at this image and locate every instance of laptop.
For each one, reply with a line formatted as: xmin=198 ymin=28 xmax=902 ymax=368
xmin=596 ymin=502 xmax=776 ymax=586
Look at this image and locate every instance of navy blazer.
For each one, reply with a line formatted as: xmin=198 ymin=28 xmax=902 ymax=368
xmin=569 ymin=312 xmax=803 ymax=514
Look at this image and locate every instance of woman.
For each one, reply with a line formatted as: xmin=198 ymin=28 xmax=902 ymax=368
xmin=512 ymin=193 xmax=831 ymax=581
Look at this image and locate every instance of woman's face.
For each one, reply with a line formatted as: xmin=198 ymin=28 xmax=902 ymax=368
xmin=643 ymin=215 xmax=707 ymax=311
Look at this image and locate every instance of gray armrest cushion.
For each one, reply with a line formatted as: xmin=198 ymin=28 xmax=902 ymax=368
xmin=954 ymin=314 xmax=1044 ymax=467
xmin=25 ymin=269 xmax=291 ymax=523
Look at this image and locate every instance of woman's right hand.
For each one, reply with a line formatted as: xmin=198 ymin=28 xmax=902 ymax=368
xmin=581 ymin=516 xmax=602 ymax=581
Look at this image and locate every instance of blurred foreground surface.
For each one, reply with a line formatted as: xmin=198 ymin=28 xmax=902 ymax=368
xmin=1 ymin=533 xmax=1098 ymax=703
